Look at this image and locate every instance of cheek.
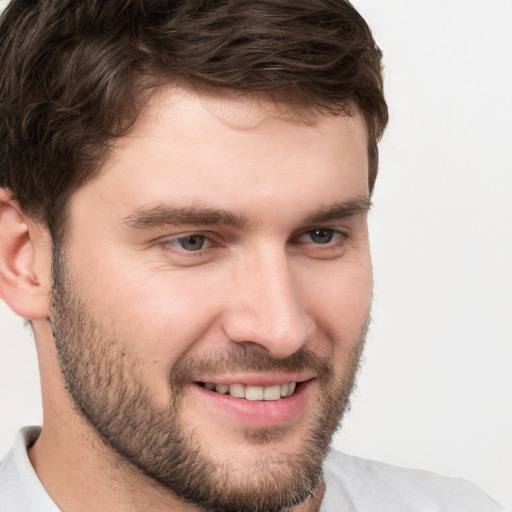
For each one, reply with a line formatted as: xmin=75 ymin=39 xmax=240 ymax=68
xmin=302 ymin=259 xmax=372 ymax=350
xmin=104 ymin=268 xmax=223 ymax=364
xmin=70 ymin=252 xmax=223 ymax=384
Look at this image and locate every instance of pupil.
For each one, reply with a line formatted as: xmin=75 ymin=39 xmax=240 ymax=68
xmin=312 ymin=230 xmax=332 ymax=244
xmin=181 ymin=235 xmax=205 ymax=251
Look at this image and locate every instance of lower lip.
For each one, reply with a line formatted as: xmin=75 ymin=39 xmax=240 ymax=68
xmin=191 ymin=380 xmax=314 ymax=428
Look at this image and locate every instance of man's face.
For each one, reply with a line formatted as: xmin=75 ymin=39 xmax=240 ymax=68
xmin=50 ymin=87 xmax=372 ymax=511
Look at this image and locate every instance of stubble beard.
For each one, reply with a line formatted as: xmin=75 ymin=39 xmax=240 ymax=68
xmin=49 ymin=245 xmax=367 ymax=512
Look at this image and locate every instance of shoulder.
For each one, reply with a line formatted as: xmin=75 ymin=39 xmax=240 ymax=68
xmin=0 ymin=426 xmax=59 ymax=512
xmin=321 ymin=449 xmax=508 ymax=512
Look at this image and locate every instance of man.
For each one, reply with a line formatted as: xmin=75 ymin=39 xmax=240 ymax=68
xmin=0 ymin=1 xmax=507 ymax=511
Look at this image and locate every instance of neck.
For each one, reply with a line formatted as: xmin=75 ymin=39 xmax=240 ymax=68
xmin=290 ymin=481 xmax=326 ymax=512
xmin=29 ymin=420 xmax=200 ymax=512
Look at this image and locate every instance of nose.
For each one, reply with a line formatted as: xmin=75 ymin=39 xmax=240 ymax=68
xmin=222 ymin=246 xmax=314 ymax=359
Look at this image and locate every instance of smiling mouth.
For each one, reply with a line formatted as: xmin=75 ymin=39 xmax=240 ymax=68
xmin=197 ymin=381 xmax=302 ymax=401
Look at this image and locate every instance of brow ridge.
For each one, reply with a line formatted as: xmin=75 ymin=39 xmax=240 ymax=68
xmin=123 ymin=196 xmax=371 ymax=230
xmin=302 ymin=196 xmax=372 ymax=224
xmin=123 ymin=204 xmax=248 ymax=229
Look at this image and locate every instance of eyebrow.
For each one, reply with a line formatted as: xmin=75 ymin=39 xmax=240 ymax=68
xmin=301 ymin=196 xmax=372 ymax=224
xmin=123 ymin=196 xmax=371 ymax=230
xmin=123 ymin=204 xmax=248 ymax=229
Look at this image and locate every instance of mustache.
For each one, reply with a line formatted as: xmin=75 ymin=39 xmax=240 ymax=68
xmin=170 ymin=347 xmax=333 ymax=387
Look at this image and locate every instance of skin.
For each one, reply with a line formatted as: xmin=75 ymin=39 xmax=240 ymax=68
xmin=0 ymin=86 xmax=372 ymax=511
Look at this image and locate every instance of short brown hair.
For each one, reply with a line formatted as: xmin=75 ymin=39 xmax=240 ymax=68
xmin=0 ymin=0 xmax=388 ymax=238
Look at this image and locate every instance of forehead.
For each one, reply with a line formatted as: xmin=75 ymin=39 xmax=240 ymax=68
xmin=68 ymin=85 xmax=369 ymax=225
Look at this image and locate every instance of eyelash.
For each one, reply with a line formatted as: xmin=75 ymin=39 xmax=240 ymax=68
xmin=294 ymin=228 xmax=348 ymax=247
xmin=158 ymin=232 xmax=218 ymax=257
xmin=167 ymin=234 xmax=213 ymax=252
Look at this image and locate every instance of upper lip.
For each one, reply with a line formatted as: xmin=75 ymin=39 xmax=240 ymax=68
xmin=192 ymin=371 xmax=316 ymax=387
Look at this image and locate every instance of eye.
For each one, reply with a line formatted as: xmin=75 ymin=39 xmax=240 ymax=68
xmin=157 ymin=232 xmax=223 ymax=266
xmin=300 ymin=229 xmax=337 ymax=244
xmin=172 ymin=234 xmax=208 ymax=251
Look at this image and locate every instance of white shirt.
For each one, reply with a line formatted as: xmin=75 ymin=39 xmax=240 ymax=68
xmin=0 ymin=427 xmax=508 ymax=512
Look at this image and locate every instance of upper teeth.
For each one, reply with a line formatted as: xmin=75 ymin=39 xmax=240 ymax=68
xmin=204 ymin=382 xmax=296 ymax=400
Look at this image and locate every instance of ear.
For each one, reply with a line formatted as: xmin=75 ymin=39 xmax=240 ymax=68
xmin=0 ymin=189 xmax=52 ymax=320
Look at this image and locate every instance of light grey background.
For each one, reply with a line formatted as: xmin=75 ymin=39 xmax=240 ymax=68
xmin=1 ymin=0 xmax=511 ymax=508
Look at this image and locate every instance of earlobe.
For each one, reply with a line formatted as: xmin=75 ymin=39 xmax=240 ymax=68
xmin=0 ymin=189 xmax=51 ymax=320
